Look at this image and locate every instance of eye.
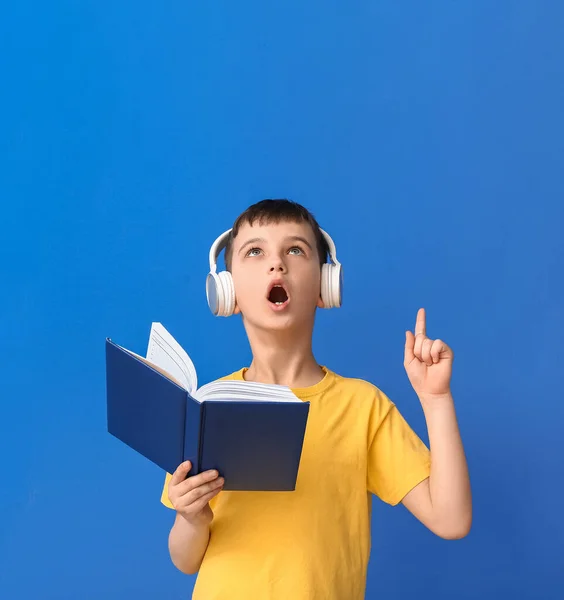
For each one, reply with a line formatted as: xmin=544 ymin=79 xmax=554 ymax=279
xmin=288 ymin=246 xmax=305 ymax=256
xmin=246 ymin=247 xmax=262 ymax=257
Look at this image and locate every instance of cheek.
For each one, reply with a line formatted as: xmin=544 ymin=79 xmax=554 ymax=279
xmin=231 ymin=270 xmax=261 ymax=306
xmin=298 ymin=269 xmax=323 ymax=302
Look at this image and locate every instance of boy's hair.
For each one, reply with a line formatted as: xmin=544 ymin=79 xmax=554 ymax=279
xmin=224 ymin=199 xmax=329 ymax=271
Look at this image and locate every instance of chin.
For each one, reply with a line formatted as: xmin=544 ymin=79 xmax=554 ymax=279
xmin=247 ymin=317 xmax=297 ymax=333
xmin=243 ymin=309 xmax=313 ymax=333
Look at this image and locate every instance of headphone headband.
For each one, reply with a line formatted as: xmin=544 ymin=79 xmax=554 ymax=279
xmin=208 ymin=229 xmax=232 ymax=273
xmin=319 ymin=228 xmax=341 ymax=269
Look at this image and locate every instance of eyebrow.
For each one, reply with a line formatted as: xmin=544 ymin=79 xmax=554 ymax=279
xmin=237 ymin=237 xmax=266 ymax=256
xmin=237 ymin=235 xmax=313 ymax=255
xmin=287 ymin=235 xmax=313 ymax=250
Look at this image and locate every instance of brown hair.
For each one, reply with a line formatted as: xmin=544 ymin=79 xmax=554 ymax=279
xmin=224 ymin=199 xmax=329 ymax=271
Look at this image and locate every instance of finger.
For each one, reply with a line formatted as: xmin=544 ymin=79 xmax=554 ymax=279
xmin=414 ymin=331 xmax=425 ymax=360
xmin=433 ymin=340 xmax=454 ymax=360
xmin=431 ymin=340 xmax=445 ymax=363
xmin=421 ymin=338 xmax=433 ymax=366
xmin=415 ymin=308 xmax=426 ymax=337
xmin=188 ymin=485 xmax=224 ymax=514
xmin=180 ymin=477 xmax=225 ymax=508
xmin=175 ymin=469 xmax=220 ymax=497
xmin=404 ymin=331 xmax=415 ymax=364
xmin=170 ymin=460 xmax=192 ymax=486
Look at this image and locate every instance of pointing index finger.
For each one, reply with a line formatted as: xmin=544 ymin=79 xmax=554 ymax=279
xmin=415 ymin=308 xmax=426 ymax=336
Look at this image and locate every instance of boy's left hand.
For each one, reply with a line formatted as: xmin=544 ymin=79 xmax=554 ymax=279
xmin=404 ymin=308 xmax=453 ymax=398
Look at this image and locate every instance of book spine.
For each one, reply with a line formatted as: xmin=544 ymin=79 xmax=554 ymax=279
xmin=183 ymin=397 xmax=204 ymax=477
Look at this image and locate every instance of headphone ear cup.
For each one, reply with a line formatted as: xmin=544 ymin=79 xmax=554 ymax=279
xmin=332 ymin=263 xmax=342 ymax=308
xmin=321 ymin=264 xmax=332 ymax=308
xmin=321 ymin=264 xmax=343 ymax=309
xmin=206 ymin=272 xmax=221 ymax=316
xmin=218 ymin=271 xmax=235 ymax=316
xmin=206 ymin=271 xmax=235 ymax=316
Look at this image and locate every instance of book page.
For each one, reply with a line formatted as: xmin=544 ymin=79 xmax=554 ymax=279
xmin=122 ymin=346 xmax=188 ymax=390
xmin=193 ymin=380 xmax=302 ymax=403
xmin=145 ymin=323 xmax=198 ymax=394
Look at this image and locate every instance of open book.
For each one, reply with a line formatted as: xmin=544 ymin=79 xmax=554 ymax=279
xmin=105 ymin=323 xmax=310 ymax=491
xmin=144 ymin=323 xmax=302 ymax=404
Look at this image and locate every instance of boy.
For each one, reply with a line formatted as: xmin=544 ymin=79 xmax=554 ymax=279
xmin=160 ymin=199 xmax=472 ymax=599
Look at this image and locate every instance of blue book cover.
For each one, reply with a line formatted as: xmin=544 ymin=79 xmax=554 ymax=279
xmin=105 ymin=325 xmax=310 ymax=491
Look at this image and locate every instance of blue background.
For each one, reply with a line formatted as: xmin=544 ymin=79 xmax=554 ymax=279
xmin=1 ymin=1 xmax=562 ymax=598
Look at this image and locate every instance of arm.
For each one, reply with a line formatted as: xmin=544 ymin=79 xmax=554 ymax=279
xmin=166 ymin=461 xmax=224 ymax=574
xmin=168 ymin=513 xmax=211 ymax=574
xmin=402 ymin=391 xmax=471 ymax=539
xmin=401 ymin=309 xmax=472 ymax=539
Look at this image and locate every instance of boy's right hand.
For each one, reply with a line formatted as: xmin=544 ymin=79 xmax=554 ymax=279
xmin=167 ymin=461 xmax=225 ymax=527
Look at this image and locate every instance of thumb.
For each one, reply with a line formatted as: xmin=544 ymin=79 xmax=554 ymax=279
xmin=404 ymin=331 xmax=415 ymax=364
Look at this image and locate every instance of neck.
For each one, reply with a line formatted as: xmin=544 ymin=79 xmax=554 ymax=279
xmin=242 ymin=322 xmax=324 ymax=388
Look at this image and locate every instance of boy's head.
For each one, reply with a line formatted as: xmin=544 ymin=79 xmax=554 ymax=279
xmin=210 ymin=199 xmax=339 ymax=333
xmin=223 ymin=199 xmax=329 ymax=273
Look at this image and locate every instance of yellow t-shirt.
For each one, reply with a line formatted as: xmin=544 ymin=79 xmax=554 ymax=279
xmin=161 ymin=366 xmax=431 ymax=600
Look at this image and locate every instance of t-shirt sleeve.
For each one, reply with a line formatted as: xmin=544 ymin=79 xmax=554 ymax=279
xmin=161 ymin=472 xmax=174 ymax=509
xmin=367 ymin=389 xmax=431 ymax=506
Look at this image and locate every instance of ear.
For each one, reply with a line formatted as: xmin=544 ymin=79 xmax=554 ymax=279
xmin=230 ymin=273 xmax=240 ymax=315
xmin=317 ymin=295 xmax=325 ymax=309
xmin=233 ymin=298 xmax=241 ymax=315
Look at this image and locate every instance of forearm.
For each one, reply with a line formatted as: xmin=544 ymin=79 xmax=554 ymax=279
xmin=168 ymin=514 xmax=211 ymax=574
xmin=421 ymin=392 xmax=472 ymax=537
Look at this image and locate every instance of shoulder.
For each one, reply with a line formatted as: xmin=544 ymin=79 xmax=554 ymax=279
xmin=327 ymin=367 xmax=390 ymax=396
xmin=323 ymin=367 xmax=395 ymax=411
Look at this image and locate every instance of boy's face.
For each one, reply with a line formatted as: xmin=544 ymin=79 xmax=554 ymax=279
xmin=230 ymin=220 xmax=324 ymax=332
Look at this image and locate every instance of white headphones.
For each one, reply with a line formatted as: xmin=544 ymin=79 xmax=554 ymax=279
xmin=205 ymin=228 xmax=343 ymax=316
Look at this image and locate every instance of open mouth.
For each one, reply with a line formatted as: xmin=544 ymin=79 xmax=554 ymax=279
xmin=267 ymin=283 xmax=289 ymax=306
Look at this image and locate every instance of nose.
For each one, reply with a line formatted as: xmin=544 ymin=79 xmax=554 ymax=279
xmin=269 ymin=256 xmax=287 ymax=273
